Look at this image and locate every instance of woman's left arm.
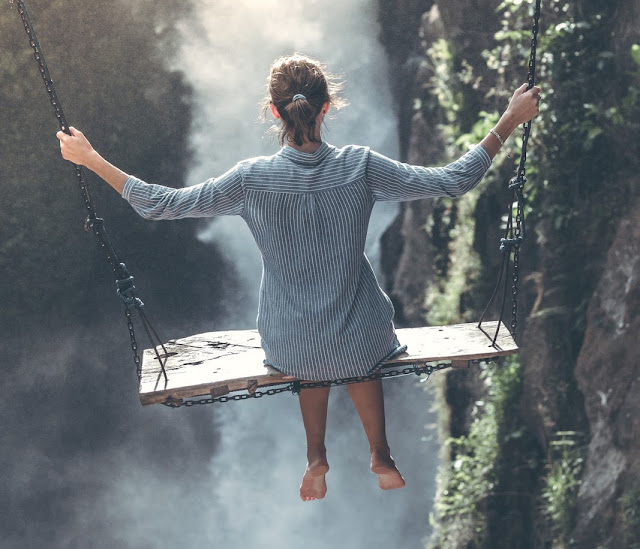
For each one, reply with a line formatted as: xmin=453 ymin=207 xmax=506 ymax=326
xmin=56 ymin=127 xmax=245 ymax=220
xmin=56 ymin=127 xmax=129 ymax=194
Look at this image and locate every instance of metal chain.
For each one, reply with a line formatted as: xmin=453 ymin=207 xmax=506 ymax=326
xmin=124 ymin=305 xmax=142 ymax=380
xmin=508 ymin=0 xmax=541 ymax=206
xmin=13 ymin=0 xmax=167 ymax=381
xmin=479 ymin=0 xmax=541 ymax=345
xmin=162 ymin=360 xmax=495 ymax=408
xmin=15 ymin=2 xmax=116 ymax=269
xmin=508 ymin=0 xmax=541 ymax=340
xmin=511 ymin=245 xmax=520 ymax=337
xmin=163 ymin=384 xmax=296 ymax=408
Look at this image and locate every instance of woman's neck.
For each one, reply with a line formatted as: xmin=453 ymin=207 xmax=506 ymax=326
xmin=286 ymin=127 xmax=324 ymax=153
xmin=287 ymin=141 xmax=323 ymax=154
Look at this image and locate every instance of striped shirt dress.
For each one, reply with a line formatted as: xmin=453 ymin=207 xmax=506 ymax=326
xmin=122 ymin=142 xmax=492 ymax=380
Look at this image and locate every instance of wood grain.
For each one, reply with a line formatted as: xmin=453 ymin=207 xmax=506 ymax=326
xmin=139 ymin=321 xmax=517 ymax=405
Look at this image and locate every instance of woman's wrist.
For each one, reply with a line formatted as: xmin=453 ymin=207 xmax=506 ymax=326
xmin=84 ymin=151 xmax=129 ymax=194
xmin=495 ymin=109 xmax=520 ymax=140
xmin=480 ymin=84 xmax=541 ymax=159
xmin=83 ymin=149 xmax=103 ymax=171
xmin=480 ymin=110 xmax=520 ymax=159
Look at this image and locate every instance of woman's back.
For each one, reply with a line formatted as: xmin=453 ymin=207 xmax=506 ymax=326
xmin=241 ymin=142 xmax=397 ymax=381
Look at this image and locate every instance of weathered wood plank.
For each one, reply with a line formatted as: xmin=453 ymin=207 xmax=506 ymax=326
xmin=138 ymin=321 xmax=517 ymax=405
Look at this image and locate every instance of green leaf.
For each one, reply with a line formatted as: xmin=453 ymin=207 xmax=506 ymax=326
xmin=631 ymin=44 xmax=640 ymax=66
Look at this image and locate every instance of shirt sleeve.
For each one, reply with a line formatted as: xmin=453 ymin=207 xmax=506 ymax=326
xmin=121 ymin=164 xmax=244 ymax=220
xmin=365 ymin=144 xmax=492 ymax=202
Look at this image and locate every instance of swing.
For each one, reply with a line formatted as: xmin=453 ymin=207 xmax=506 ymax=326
xmin=139 ymin=321 xmax=517 ymax=406
xmin=14 ymin=0 xmax=540 ymax=408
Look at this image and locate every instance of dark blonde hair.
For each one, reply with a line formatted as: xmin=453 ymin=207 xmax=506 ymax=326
xmin=261 ymin=54 xmax=346 ymax=146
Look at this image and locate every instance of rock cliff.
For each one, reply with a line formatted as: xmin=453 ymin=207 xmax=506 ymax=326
xmin=378 ymin=0 xmax=640 ymax=546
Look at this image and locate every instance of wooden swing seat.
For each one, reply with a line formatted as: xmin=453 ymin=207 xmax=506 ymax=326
xmin=138 ymin=321 xmax=517 ymax=406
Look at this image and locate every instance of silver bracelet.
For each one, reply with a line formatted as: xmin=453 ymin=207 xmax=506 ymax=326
xmin=490 ymin=128 xmax=511 ymax=158
xmin=490 ymin=128 xmax=505 ymax=146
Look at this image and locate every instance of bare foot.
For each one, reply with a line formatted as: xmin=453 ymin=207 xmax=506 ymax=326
xmin=370 ymin=447 xmax=406 ymax=490
xmin=299 ymin=457 xmax=329 ymax=501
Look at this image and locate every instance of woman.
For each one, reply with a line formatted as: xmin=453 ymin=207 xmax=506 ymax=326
xmin=57 ymin=54 xmax=540 ymax=502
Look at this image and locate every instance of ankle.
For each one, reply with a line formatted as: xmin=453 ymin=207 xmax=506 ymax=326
xmin=369 ymin=443 xmax=390 ymax=455
xmin=307 ymin=445 xmax=327 ymax=461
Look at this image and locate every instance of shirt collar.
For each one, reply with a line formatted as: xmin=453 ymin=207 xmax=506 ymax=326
xmin=278 ymin=141 xmax=333 ymax=166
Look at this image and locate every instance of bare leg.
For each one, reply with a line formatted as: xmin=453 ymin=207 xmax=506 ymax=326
xmin=297 ymin=385 xmax=330 ymax=501
xmin=346 ymin=380 xmax=405 ymax=490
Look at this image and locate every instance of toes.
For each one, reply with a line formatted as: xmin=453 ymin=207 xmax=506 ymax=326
xmin=300 ymin=476 xmax=327 ymax=501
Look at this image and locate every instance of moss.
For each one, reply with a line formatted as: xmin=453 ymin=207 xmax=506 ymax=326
xmin=405 ymin=1 xmax=640 ymax=547
xmin=541 ymin=432 xmax=586 ymax=544
xmin=428 ymin=357 xmax=538 ymax=548
xmin=621 ymin=482 xmax=640 ymax=548
xmin=425 ymin=191 xmax=482 ymax=326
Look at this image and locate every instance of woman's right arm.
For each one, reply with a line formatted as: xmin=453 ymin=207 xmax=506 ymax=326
xmin=366 ymin=83 xmax=541 ymax=202
xmin=366 ymin=144 xmax=493 ymax=201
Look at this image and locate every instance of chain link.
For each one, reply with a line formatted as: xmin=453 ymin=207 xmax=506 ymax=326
xmin=164 ymin=384 xmax=296 ymax=408
xmin=162 ymin=360 xmax=497 ymax=408
xmin=124 ymin=305 xmax=142 ymax=381
xmin=511 ymin=246 xmax=519 ymax=339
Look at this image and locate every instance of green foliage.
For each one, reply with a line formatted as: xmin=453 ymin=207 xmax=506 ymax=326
xmin=495 ymin=0 xmax=638 ymax=361
xmin=421 ymin=38 xmax=461 ymax=150
xmin=425 ymin=39 xmax=461 ymax=124
xmin=455 ymin=111 xmax=500 ymax=151
xmin=429 ymin=357 xmax=529 ymax=548
xmin=541 ymin=431 xmax=586 ymax=544
xmin=424 ymin=191 xmax=481 ymax=326
xmin=424 ymin=1 xmax=640 ymax=546
xmin=632 ymin=44 xmax=640 ymax=67
xmin=621 ymin=481 xmax=640 ymax=549
xmin=417 ymin=42 xmax=499 ymax=325
xmin=457 ymin=0 xmax=640 ymax=407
